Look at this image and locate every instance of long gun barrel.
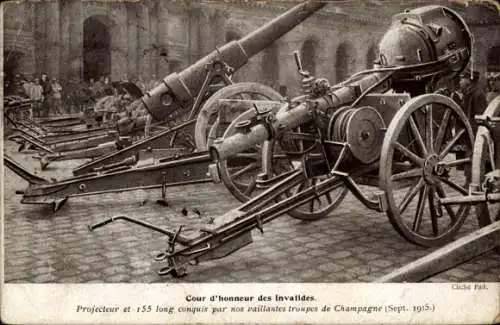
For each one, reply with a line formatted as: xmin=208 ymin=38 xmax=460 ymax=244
xmin=209 ymin=73 xmax=387 ymax=161
xmin=142 ymin=1 xmax=326 ymax=120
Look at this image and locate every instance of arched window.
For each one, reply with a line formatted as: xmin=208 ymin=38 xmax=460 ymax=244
xmin=83 ymin=16 xmax=111 ymax=81
xmin=335 ymin=42 xmax=356 ymax=83
xmin=301 ymin=39 xmax=316 ymax=75
xmin=488 ymin=45 xmax=500 ymax=72
xmin=261 ymin=43 xmax=279 ymax=88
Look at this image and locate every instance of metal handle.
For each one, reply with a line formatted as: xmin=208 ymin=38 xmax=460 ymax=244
xmin=293 ymin=50 xmax=303 ymax=72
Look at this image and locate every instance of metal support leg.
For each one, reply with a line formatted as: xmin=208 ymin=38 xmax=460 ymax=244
xmin=157 ymin=172 xmax=169 ymax=206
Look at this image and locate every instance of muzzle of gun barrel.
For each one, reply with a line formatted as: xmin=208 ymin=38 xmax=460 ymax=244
xmin=209 ymin=102 xmax=313 ymax=162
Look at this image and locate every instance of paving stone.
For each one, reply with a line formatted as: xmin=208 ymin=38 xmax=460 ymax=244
xmin=368 ymin=259 xmax=394 ymax=268
xmin=357 ymin=252 xmax=381 ymax=261
xmin=337 ymin=258 xmax=363 ymax=267
xmin=32 ymin=273 xmax=58 ymax=283
xmin=103 ymin=265 xmax=129 ymax=276
xmin=318 ymin=262 xmax=345 ymax=273
xmin=106 ymin=274 xmax=131 ymax=282
xmin=330 ymin=250 xmax=352 ymax=260
xmin=81 ymin=255 xmax=105 ymax=264
xmin=4 ymin=269 xmax=33 ymax=282
xmin=30 ymin=266 xmax=56 ymax=276
xmin=441 ymin=268 xmax=474 ymax=279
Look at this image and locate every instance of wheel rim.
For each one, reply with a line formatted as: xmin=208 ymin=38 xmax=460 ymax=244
xmin=283 ymin=174 xmax=348 ymax=221
xmin=195 ymin=82 xmax=283 ymax=151
xmin=206 ymin=83 xmax=283 ymax=202
xmin=265 ymin=105 xmax=348 ymax=221
xmin=218 ymin=109 xmax=284 ymax=202
xmin=380 ymin=94 xmax=474 ymax=247
xmin=473 ymin=95 xmax=500 ymax=226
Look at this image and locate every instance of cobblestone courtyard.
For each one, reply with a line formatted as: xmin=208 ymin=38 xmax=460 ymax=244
xmin=3 ymin=141 xmax=499 ymax=283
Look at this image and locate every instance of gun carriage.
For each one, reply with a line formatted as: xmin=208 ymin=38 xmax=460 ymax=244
xmin=8 ymin=1 xmax=325 ymax=211
xmin=87 ymin=5 xmax=498 ymax=278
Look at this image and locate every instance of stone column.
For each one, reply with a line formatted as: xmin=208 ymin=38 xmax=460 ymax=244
xmin=34 ymin=1 xmax=47 ymax=75
xmin=127 ymin=3 xmax=138 ymax=80
xmin=45 ymin=0 xmax=61 ymax=78
xmin=60 ymin=1 xmax=71 ymax=80
xmin=213 ymin=9 xmax=227 ymax=47
xmin=197 ymin=7 xmax=213 ymax=57
xmin=187 ymin=5 xmax=202 ymax=65
xmin=157 ymin=2 xmax=169 ymax=77
xmin=69 ymin=0 xmax=83 ymax=79
xmin=137 ymin=3 xmax=151 ymax=80
xmin=110 ymin=3 xmax=128 ymax=81
xmin=149 ymin=2 xmax=159 ymax=78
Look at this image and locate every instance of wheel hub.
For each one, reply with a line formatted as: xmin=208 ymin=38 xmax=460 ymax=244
xmin=423 ymin=154 xmax=440 ymax=184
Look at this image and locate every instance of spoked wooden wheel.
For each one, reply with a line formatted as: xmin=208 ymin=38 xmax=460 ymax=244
xmin=380 ymin=94 xmax=474 ymax=247
xmin=203 ymin=83 xmax=284 ymax=202
xmin=473 ymin=95 xmax=500 ymax=227
xmin=194 ymin=82 xmax=283 ymax=151
xmin=263 ymin=107 xmax=349 ymax=221
xmin=217 ymin=108 xmax=290 ymax=202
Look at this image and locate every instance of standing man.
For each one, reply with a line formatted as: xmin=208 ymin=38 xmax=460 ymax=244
xmin=487 ymin=73 xmax=500 ymax=103
xmin=51 ymin=77 xmax=63 ymax=115
xmin=40 ymin=73 xmax=52 ymax=117
xmin=453 ymin=69 xmax=488 ymax=134
xmin=31 ymin=78 xmax=44 ymax=117
xmin=23 ymin=77 xmax=35 ymax=118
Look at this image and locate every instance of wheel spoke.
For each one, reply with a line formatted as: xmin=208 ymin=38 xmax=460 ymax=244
xmin=484 ymin=133 xmax=497 ymax=171
xmin=436 ymin=158 xmax=470 ymax=168
xmin=412 ymin=184 xmax=428 ymax=232
xmin=391 ymin=168 xmax=421 ymax=181
xmin=325 ymin=191 xmax=333 ymax=204
xmin=309 ymin=199 xmax=315 ymax=212
xmin=435 ymin=182 xmax=457 ymax=222
xmin=438 ymin=176 xmax=468 ymax=195
xmin=409 ymin=115 xmax=428 ymax=157
xmin=426 ymin=105 xmax=434 ymax=153
xmin=434 ymin=108 xmax=451 ymax=152
xmin=311 ymin=178 xmax=322 ymax=206
xmin=294 ymin=181 xmax=306 ymax=195
xmin=427 ymin=186 xmax=439 ymax=236
xmin=392 ymin=141 xmax=424 ymax=167
xmin=398 ymin=177 xmax=425 ymax=214
xmin=439 ymin=128 xmax=465 ymax=160
xmin=244 ymin=179 xmax=257 ymax=196
xmin=235 ymin=152 xmax=259 ymax=160
xmin=272 ymin=154 xmax=290 ymax=160
xmin=230 ymin=162 xmax=259 ymax=179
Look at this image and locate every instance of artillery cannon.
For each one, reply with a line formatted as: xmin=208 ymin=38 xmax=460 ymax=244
xmin=72 ymin=0 xmax=327 ymax=175
xmin=88 ymin=5 xmax=489 ymax=278
xmin=8 ymin=1 xmax=325 ymax=211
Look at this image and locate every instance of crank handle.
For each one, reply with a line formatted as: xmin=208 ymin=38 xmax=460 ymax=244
xmin=293 ymin=51 xmax=309 ymax=77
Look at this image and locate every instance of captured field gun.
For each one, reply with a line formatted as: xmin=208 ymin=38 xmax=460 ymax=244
xmin=72 ymin=0 xmax=326 ymax=176
xmin=10 ymin=83 xmax=148 ymax=168
xmin=89 ymin=5 xmax=486 ymax=277
xmin=8 ymin=1 xmax=325 ymax=211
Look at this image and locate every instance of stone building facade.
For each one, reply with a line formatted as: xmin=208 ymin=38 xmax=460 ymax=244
xmin=3 ymin=0 xmax=500 ymax=95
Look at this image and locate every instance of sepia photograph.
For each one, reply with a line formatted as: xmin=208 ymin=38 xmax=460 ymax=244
xmin=2 ymin=0 xmax=499 ymax=323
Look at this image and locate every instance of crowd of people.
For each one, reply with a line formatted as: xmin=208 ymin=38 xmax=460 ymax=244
xmin=4 ymin=73 xmax=162 ymax=118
